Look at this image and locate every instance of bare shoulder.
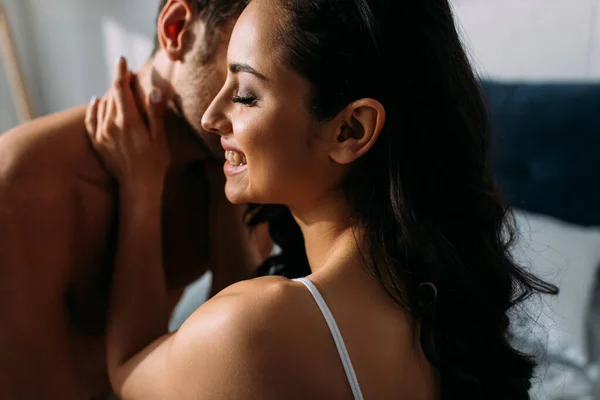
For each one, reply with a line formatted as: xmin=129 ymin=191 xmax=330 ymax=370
xmin=166 ymin=277 xmax=314 ymax=398
xmin=0 ymin=107 xmax=106 ymax=283
xmin=142 ymin=277 xmax=437 ymax=398
xmin=0 ymin=106 xmax=106 ymax=186
xmin=181 ymin=276 xmax=307 ymax=343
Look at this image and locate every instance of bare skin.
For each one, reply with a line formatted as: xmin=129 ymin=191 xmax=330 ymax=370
xmin=83 ymin=0 xmax=439 ymax=398
xmin=0 ymin=6 xmax=270 ymax=398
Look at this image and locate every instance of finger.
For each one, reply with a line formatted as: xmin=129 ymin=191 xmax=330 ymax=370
xmin=147 ymin=88 xmax=167 ymax=141
xmin=96 ymin=98 xmax=107 ymax=142
xmin=114 ymin=55 xmax=128 ymax=80
xmin=113 ymin=57 xmax=136 ymax=121
xmin=102 ymin=92 xmax=117 ymax=140
xmin=85 ymin=96 xmax=99 ymax=137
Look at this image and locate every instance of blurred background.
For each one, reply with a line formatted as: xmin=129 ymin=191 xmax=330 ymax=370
xmin=3 ymin=0 xmax=600 ymax=131
xmin=0 ymin=0 xmax=157 ymax=131
xmin=1 ymin=1 xmax=600 ymax=399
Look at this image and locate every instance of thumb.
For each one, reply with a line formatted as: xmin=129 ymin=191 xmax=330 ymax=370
xmin=147 ymin=88 xmax=167 ymax=141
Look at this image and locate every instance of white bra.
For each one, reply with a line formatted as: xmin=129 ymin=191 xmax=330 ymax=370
xmin=294 ymin=277 xmax=364 ymax=400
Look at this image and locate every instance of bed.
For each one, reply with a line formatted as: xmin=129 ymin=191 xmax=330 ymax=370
xmin=483 ymin=80 xmax=600 ymax=399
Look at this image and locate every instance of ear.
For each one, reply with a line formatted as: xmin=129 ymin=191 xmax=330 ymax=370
xmin=327 ymin=98 xmax=386 ymax=165
xmin=157 ymin=0 xmax=194 ymax=61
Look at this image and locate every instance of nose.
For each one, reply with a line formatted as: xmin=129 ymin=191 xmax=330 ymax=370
xmin=201 ymin=95 xmax=232 ymax=136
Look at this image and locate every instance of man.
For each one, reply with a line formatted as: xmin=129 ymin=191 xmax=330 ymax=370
xmin=0 ymin=0 xmax=267 ymax=398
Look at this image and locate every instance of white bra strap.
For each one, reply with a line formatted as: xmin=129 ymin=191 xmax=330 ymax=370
xmin=294 ymin=277 xmax=364 ymax=400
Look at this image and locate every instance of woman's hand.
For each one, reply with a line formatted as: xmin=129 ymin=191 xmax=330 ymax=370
xmin=85 ymin=57 xmax=170 ymax=197
xmin=84 ymin=61 xmax=173 ymax=389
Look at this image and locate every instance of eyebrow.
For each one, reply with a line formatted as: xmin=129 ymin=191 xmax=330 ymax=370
xmin=229 ymin=62 xmax=268 ymax=81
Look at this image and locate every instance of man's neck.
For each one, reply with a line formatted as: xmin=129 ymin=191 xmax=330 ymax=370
xmin=132 ymin=61 xmax=211 ymax=167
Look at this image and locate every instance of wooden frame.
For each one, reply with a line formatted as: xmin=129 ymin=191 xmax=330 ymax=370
xmin=0 ymin=0 xmax=34 ymax=122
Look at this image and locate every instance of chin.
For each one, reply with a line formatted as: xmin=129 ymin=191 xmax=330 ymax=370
xmin=224 ymin=184 xmax=251 ymax=205
xmin=225 ymin=193 xmax=244 ymax=204
xmin=224 ymin=183 xmax=273 ymax=206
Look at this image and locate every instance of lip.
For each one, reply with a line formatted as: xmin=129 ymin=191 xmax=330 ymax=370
xmin=221 ymin=138 xmax=245 ymax=157
xmin=221 ymin=138 xmax=247 ymax=177
xmin=223 ymin=160 xmax=248 ymax=176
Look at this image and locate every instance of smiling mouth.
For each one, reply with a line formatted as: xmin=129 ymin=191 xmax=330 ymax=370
xmin=225 ymin=150 xmax=247 ymax=167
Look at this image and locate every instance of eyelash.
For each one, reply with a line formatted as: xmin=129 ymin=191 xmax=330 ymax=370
xmin=232 ymin=94 xmax=258 ymax=107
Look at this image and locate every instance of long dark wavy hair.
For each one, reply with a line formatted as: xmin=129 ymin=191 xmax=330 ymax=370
xmin=245 ymin=0 xmax=558 ymax=398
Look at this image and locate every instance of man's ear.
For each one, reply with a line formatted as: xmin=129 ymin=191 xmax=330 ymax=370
xmin=157 ymin=0 xmax=195 ymax=61
xmin=327 ymin=98 xmax=386 ymax=165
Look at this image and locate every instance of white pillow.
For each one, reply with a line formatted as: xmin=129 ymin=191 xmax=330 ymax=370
xmin=510 ymin=210 xmax=600 ymax=399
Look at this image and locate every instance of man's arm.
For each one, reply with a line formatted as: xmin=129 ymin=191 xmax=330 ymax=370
xmin=0 ymin=167 xmax=88 ymax=399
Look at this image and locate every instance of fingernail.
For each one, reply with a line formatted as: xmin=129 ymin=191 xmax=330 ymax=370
xmin=151 ymin=89 xmax=162 ymax=104
xmin=89 ymin=96 xmax=97 ymax=105
xmin=117 ymin=55 xmax=124 ymax=66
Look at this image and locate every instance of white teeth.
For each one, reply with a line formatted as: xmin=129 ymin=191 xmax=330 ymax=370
xmin=232 ymin=151 xmax=242 ymax=166
xmin=226 ymin=150 xmax=247 ymax=167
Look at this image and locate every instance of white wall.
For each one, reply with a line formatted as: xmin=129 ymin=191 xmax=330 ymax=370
xmin=1 ymin=0 xmax=25 ymax=132
xmin=0 ymin=52 xmax=19 ymax=131
xmin=1 ymin=0 xmax=157 ymax=132
xmin=453 ymin=0 xmax=600 ymax=81
xmin=2 ymin=0 xmax=600 ymax=133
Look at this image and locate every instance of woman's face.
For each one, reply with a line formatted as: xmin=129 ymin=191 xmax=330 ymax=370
xmin=201 ymin=0 xmax=340 ymax=207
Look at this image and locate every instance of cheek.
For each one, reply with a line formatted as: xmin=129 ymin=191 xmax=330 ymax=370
xmin=236 ymin=113 xmax=317 ymax=200
xmin=182 ymin=84 xmax=219 ymax=123
xmin=178 ymin=64 xmax=226 ymax=121
xmin=237 ymin=109 xmax=306 ymax=162
xmin=236 ymin=117 xmax=286 ymax=172
xmin=181 ymin=96 xmax=222 ymax=154
xmin=178 ymin=79 xmax=226 ymax=152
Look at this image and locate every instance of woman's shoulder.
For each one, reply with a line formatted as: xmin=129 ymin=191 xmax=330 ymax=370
xmin=185 ymin=276 xmax=309 ymax=334
xmin=180 ymin=276 xmax=311 ymax=347
xmin=171 ymin=277 xmax=316 ymax=394
xmin=175 ymin=276 xmax=437 ymax=398
xmin=218 ymin=275 xmax=300 ymax=296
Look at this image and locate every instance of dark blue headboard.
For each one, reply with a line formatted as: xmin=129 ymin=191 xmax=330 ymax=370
xmin=481 ymin=81 xmax=600 ymax=226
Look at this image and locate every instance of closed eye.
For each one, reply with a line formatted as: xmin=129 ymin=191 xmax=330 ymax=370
xmin=232 ymin=95 xmax=258 ymax=107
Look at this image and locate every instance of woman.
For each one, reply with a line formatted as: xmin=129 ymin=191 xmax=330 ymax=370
xmin=86 ymin=0 xmax=557 ymax=398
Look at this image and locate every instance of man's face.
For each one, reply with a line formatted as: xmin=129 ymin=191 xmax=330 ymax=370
xmin=171 ymin=20 xmax=235 ymax=158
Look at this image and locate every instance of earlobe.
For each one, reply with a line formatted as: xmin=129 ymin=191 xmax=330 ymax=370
xmin=329 ymin=99 xmax=386 ymax=165
xmin=157 ymin=0 xmax=193 ymax=61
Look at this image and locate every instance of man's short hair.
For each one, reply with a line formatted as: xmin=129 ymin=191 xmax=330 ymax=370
xmin=152 ymin=0 xmax=247 ymax=62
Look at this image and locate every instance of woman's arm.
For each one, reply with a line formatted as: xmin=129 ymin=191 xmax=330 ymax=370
xmin=108 ymin=186 xmax=168 ymax=376
xmin=85 ymin=57 xmax=174 ymax=393
xmin=85 ymin=58 xmax=281 ymax=399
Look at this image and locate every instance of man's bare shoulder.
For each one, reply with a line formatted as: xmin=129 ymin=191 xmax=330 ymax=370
xmin=0 ymin=106 xmax=107 ymax=186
